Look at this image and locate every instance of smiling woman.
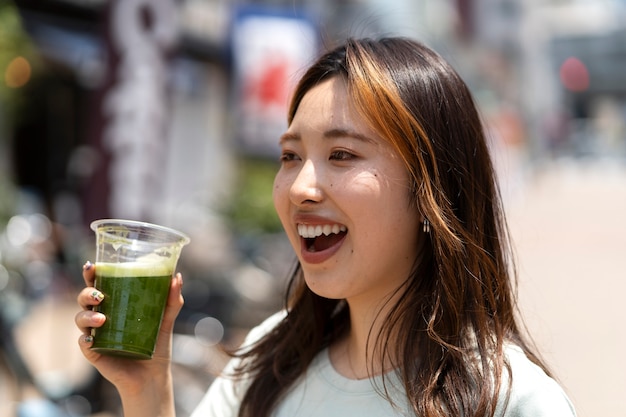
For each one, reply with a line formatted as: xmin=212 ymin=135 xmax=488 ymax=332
xmin=273 ymin=76 xmax=420 ymax=302
xmin=74 ymin=37 xmax=577 ymax=417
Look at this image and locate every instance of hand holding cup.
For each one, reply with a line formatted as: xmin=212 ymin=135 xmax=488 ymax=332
xmin=75 ymin=219 xmax=189 ymax=415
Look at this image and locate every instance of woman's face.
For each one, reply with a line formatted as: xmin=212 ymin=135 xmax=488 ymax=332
xmin=273 ymin=77 xmax=421 ymax=305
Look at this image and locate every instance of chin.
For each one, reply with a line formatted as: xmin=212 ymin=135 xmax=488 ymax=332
xmin=303 ymin=276 xmax=347 ymax=300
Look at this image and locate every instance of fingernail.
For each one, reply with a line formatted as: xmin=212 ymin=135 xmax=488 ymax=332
xmin=83 ymin=261 xmax=93 ymax=271
xmin=84 ymin=335 xmax=93 ymax=343
xmin=91 ymin=290 xmax=104 ymax=302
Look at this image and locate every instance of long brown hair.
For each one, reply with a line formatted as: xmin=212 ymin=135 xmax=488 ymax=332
xmin=232 ymin=37 xmax=547 ymax=417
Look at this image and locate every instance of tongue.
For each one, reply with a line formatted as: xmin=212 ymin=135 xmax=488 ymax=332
xmin=307 ymin=232 xmax=346 ymax=252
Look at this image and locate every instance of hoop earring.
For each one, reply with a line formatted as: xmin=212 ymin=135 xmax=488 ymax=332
xmin=423 ymin=219 xmax=431 ymax=233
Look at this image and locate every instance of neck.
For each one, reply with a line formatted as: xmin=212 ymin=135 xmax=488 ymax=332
xmin=330 ymin=292 xmax=402 ymax=380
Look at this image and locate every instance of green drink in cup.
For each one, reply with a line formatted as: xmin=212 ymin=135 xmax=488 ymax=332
xmin=90 ymin=219 xmax=190 ymax=359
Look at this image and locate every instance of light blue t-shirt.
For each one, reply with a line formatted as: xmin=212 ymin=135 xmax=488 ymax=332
xmin=191 ymin=312 xmax=576 ymax=417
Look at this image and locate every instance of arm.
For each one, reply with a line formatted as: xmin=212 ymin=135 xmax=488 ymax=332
xmin=117 ymin=369 xmax=175 ymax=417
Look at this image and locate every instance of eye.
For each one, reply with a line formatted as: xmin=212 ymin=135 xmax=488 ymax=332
xmin=330 ymin=150 xmax=356 ymax=161
xmin=279 ymin=151 xmax=300 ymax=163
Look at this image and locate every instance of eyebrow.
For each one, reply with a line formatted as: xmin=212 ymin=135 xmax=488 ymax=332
xmin=279 ymin=128 xmax=376 ymax=145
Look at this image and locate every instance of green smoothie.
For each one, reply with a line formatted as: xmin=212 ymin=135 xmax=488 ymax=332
xmin=92 ymin=262 xmax=173 ymax=359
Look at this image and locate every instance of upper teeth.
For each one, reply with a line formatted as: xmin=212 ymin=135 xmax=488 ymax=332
xmin=298 ymin=224 xmax=346 ymax=238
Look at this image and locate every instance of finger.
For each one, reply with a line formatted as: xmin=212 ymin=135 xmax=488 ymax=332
xmin=151 ymin=273 xmax=184 ymax=361
xmin=78 ymin=333 xmax=94 ymax=347
xmin=161 ymin=273 xmax=184 ymax=333
xmin=77 ymin=287 xmax=105 ymax=310
xmin=75 ymin=309 xmax=106 ymax=334
xmin=82 ymin=261 xmax=96 ymax=287
xmin=77 ymin=333 xmax=103 ymax=363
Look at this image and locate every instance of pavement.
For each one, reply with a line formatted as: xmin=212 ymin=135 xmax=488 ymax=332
xmin=504 ymin=157 xmax=626 ymax=417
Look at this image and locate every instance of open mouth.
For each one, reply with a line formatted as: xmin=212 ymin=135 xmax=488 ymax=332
xmin=298 ymin=224 xmax=347 ymax=252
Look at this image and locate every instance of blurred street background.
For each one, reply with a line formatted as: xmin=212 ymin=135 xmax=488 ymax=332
xmin=0 ymin=0 xmax=624 ymax=416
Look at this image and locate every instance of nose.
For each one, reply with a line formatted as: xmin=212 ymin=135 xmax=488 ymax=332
xmin=289 ymin=159 xmax=323 ymax=205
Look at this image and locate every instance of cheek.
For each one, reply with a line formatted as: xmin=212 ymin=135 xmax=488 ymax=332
xmin=361 ymin=174 xmax=418 ymax=237
xmin=272 ymin=178 xmax=283 ymax=211
xmin=272 ymin=174 xmax=291 ymax=220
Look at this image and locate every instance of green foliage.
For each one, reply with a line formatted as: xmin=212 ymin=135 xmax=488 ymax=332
xmin=0 ymin=1 xmax=40 ymax=122
xmin=224 ymin=157 xmax=283 ymax=235
xmin=0 ymin=173 xmax=16 ymax=226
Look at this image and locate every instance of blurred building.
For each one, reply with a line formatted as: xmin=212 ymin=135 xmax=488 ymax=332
xmin=471 ymin=0 xmax=626 ymax=158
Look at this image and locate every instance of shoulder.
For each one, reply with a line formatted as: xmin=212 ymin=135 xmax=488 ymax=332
xmin=496 ymin=345 xmax=577 ymax=417
xmin=240 ymin=309 xmax=288 ymax=348
xmin=190 ymin=310 xmax=287 ymax=417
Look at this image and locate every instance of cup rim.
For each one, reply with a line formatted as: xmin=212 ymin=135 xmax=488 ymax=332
xmin=90 ymin=218 xmax=191 ymax=246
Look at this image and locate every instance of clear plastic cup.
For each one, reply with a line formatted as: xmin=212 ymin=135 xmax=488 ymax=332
xmin=89 ymin=219 xmax=190 ymax=359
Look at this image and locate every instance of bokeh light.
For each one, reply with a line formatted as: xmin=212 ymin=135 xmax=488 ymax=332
xmin=4 ymin=55 xmax=31 ymax=88
xmin=559 ymin=56 xmax=590 ymax=92
xmin=193 ymin=316 xmax=224 ymax=347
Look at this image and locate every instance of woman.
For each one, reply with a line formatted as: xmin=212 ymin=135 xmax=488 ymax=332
xmin=76 ymin=37 xmax=576 ymax=416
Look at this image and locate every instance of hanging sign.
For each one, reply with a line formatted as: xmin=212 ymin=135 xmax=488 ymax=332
xmin=230 ymin=6 xmax=318 ymax=158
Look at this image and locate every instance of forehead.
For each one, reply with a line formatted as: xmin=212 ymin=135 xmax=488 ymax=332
xmin=295 ymin=78 xmax=351 ymax=119
xmin=287 ymin=78 xmax=379 ymax=140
